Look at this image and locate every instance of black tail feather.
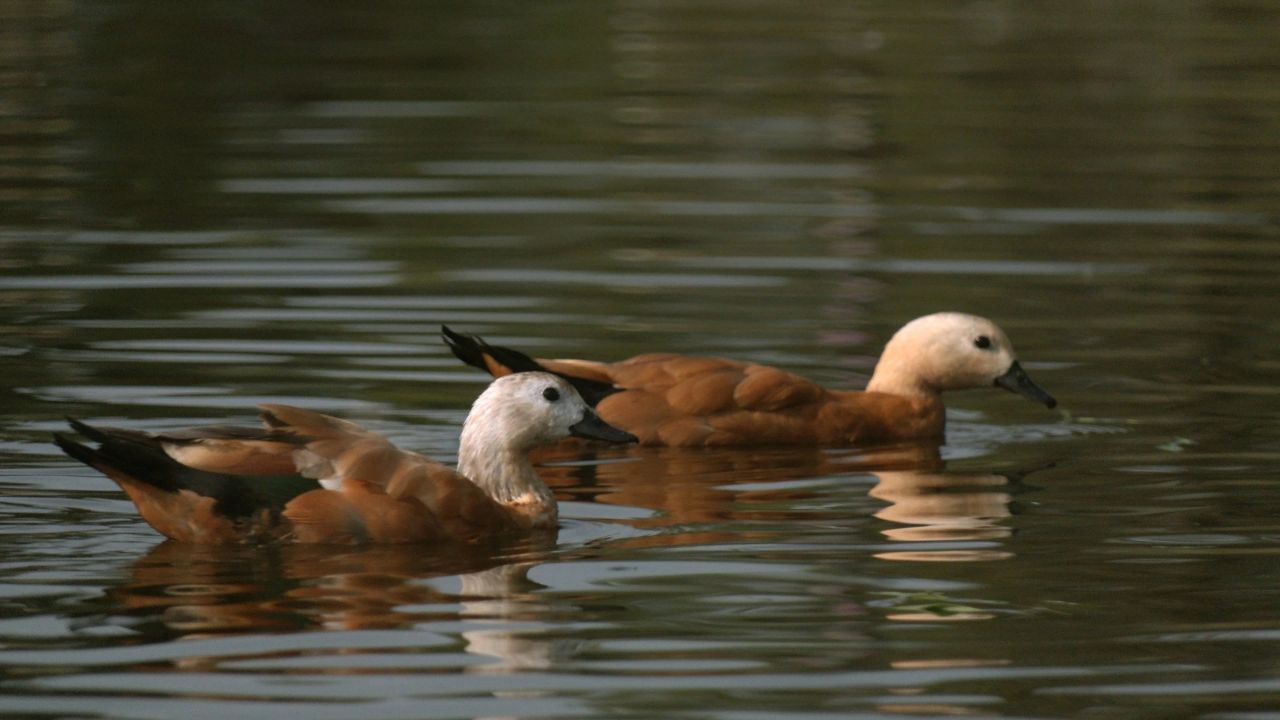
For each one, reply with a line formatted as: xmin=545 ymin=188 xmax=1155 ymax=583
xmin=53 ymin=433 xmax=103 ymax=471
xmin=55 ymin=419 xmax=315 ymax=520
xmin=58 ymin=420 xmax=193 ymax=494
xmin=440 ymin=325 xmax=621 ymax=406
xmin=441 ymin=324 xmax=489 ymax=372
xmin=441 ymin=324 xmax=544 ymax=374
xmin=65 ymin=417 xmax=109 ymax=443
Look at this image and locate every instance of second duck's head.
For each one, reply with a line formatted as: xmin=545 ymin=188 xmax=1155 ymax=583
xmin=870 ymin=312 xmax=1057 ymax=408
xmin=463 ymin=372 xmax=638 ymax=452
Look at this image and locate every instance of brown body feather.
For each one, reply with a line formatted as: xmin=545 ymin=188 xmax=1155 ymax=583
xmin=56 ymin=404 xmax=544 ymax=545
xmin=602 ymin=355 xmax=945 ymax=446
xmin=441 ymin=315 xmax=1057 ymax=447
xmin=458 ymin=349 xmax=943 ymax=447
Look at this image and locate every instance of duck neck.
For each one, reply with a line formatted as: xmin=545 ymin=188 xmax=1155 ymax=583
xmin=456 ymin=428 xmax=555 ymax=511
xmin=865 ymin=366 xmax=938 ymax=400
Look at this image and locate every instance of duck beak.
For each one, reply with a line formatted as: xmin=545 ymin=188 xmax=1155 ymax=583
xmin=569 ymin=409 xmax=639 ymax=443
xmin=994 ymin=361 xmax=1057 ymax=409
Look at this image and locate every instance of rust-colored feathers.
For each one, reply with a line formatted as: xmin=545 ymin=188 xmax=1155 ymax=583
xmin=442 ymin=313 xmax=1055 ymax=447
xmin=55 ymin=316 xmax=1053 ymax=544
xmin=56 ymin=374 xmax=636 ymax=545
xmin=54 ymin=408 xmax=480 ymax=544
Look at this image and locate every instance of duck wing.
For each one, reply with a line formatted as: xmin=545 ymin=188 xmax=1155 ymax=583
xmin=55 ymin=407 xmax=515 ymax=544
xmin=54 ymin=418 xmax=318 ymax=543
xmin=258 ymin=404 xmax=519 ymax=542
xmin=588 ymin=355 xmax=834 ymax=445
xmin=441 ymin=326 xmax=845 ymax=445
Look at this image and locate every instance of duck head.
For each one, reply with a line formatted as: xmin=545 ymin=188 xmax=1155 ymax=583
xmin=867 ymin=313 xmax=1056 ymax=408
xmin=461 ymin=372 xmax=638 ymax=454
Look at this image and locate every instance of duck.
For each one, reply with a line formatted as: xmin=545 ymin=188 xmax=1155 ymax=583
xmin=442 ymin=312 xmax=1057 ymax=447
xmin=53 ymin=373 xmax=637 ymax=544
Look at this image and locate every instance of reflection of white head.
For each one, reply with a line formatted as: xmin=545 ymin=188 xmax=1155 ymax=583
xmin=459 ymin=564 xmax=560 ymax=674
xmin=870 ymin=470 xmax=1013 ymax=562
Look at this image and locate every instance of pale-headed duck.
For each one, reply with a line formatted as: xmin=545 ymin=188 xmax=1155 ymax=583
xmin=443 ymin=313 xmax=1056 ymax=447
xmin=54 ymin=373 xmax=637 ymax=544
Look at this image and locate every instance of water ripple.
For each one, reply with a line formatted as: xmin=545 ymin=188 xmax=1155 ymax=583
xmin=448 ymin=269 xmax=786 ymax=288
xmin=0 ymin=275 xmax=396 ymax=290
xmin=418 ymin=159 xmax=872 ymax=180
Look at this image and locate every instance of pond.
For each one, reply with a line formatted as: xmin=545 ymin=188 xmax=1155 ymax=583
xmin=2 ymin=2 xmax=1280 ymax=718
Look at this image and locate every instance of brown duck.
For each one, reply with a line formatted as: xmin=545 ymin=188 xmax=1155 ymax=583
xmin=55 ymin=373 xmax=636 ymax=544
xmin=443 ymin=312 xmax=1056 ymax=447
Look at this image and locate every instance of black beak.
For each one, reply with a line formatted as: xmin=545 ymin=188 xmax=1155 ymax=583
xmin=994 ymin=361 xmax=1057 ymax=409
xmin=569 ymin=408 xmax=639 ymax=444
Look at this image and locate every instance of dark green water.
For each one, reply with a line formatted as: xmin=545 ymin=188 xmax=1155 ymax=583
xmin=2 ymin=2 xmax=1279 ymax=718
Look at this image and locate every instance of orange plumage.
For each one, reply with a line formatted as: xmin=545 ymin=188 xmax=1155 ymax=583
xmin=55 ymin=374 xmax=636 ymax=544
xmin=443 ymin=313 xmax=1056 ymax=447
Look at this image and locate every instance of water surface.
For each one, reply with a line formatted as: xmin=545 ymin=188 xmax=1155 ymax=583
xmin=3 ymin=2 xmax=1280 ymax=719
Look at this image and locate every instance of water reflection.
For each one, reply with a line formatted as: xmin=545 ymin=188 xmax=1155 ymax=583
xmin=457 ymin=562 xmax=562 ymax=674
xmin=539 ymin=442 xmax=926 ymax=523
xmin=5 ymin=0 xmax=1279 ymax=714
xmin=82 ymin=442 xmax=1018 ymax=646
xmin=95 ymin=528 xmax=578 ymax=678
xmin=107 ymin=537 xmax=555 ymax=638
xmin=538 ymin=442 xmax=1018 ymax=563
xmin=870 ymin=469 xmax=1013 ymax=562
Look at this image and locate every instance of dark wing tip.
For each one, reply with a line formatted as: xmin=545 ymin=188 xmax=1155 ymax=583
xmin=65 ymin=417 xmax=108 ymax=442
xmin=440 ymin=325 xmax=622 ymax=406
xmin=259 ymin=407 xmax=286 ymax=429
xmin=53 ymin=432 xmax=99 ymax=466
xmin=441 ymin=324 xmax=492 ymax=372
xmin=440 ymin=325 xmax=544 ymax=374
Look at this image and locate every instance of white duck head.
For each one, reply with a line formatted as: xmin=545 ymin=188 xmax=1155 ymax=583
xmin=457 ymin=372 xmax=636 ymax=505
xmin=866 ymin=313 xmax=1056 ymax=408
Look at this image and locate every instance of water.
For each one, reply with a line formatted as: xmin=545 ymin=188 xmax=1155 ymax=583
xmin=3 ymin=1 xmax=1280 ymax=718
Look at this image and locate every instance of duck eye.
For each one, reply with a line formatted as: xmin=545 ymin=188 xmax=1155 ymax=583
xmin=542 ymin=387 xmax=561 ymax=402
xmin=974 ymin=336 xmax=992 ymax=350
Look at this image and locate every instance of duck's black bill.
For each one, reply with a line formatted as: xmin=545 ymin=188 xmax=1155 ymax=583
xmin=570 ymin=409 xmax=639 ymax=443
xmin=994 ymin=361 xmax=1057 ymax=409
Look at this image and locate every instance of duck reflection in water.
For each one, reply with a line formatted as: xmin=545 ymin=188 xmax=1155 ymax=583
xmin=868 ymin=469 xmax=1015 ymax=562
xmin=533 ymin=441 xmax=1020 ymax=562
xmin=103 ymin=537 xmax=582 ymax=675
xmin=96 ymin=440 xmax=1020 ymax=657
xmin=110 ymin=535 xmax=557 ymax=638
